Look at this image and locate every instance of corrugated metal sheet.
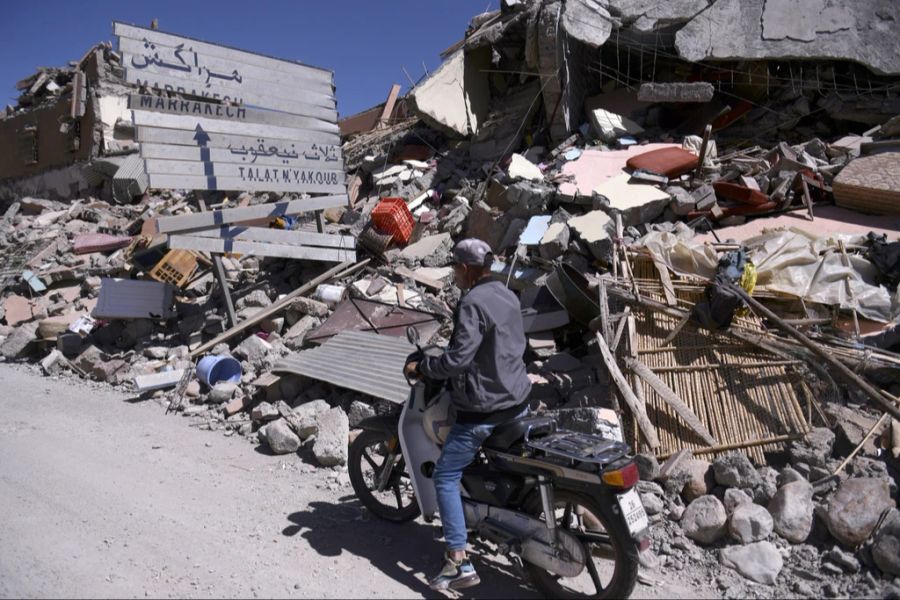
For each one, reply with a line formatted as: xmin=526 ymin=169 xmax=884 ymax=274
xmin=273 ymin=331 xmax=414 ymax=404
xmin=93 ymin=278 xmax=175 ymax=320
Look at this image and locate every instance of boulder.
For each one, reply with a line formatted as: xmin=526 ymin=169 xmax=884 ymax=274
xmin=347 ymin=400 xmax=376 ymax=428
xmin=278 ymin=399 xmax=328 ymax=439
xmin=681 ymin=495 xmax=727 ymax=544
xmin=826 ymin=478 xmax=895 ymax=547
xmin=730 ymin=503 xmax=774 ymax=544
xmin=641 ymin=493 xmax=665 ymax=516
xmin=0 ymin=322 xmax=39 ymax=359
xmin=634 ymin=453 xmax=661 ymax=481
xmin=250 ymin=401 xmax=280 ymax=422
xmin=313 ymin=407 xmax=350 ymax=467
xmin=724 ymin=488 xmax=753 ymax=515
xmin=789 ymin=427 xmax=835 ymax=469
xmin=233 ymin=334 xmax=273 ymax=366
xmin=754 ymin=466 xmax=779 ymax=504
xmin=768 ymin=480 xmax=814 ymax=543
xmin=713 ymin=452 xmax=761 ymax=489
xmin=681 ymin=458 xmax=715 ymax=502
xmin=873 ymin=509 xmax=900 ymax=577
xmin=208 ymin=382 xmax=237 ymax=403
xmin=261 ymin=419 xmax=300 ymax=454
xmin=777 ymin=466 xmax=806 ymax=486
xmin=290 ymin=296 xmax=329 ymax=318
xmin=719 ymin=541 xmax=783 ymax=585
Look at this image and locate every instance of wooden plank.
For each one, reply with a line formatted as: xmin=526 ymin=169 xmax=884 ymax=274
xmin=626 ymin=358 xmax=719 ymax=447
xmin=189 ymin=260 xmax=369 ymax=358
xmin=595 ymin=332 xmax=660 ymax=449
xmin=147 ymin=174 xmax=345 ymax=195
xmin=125 ymin=68 xmax=337 ymax=120
xmin=144 ymin=158 xmax=344 ymax=187
xmin=129 ymin=95 xmax=338 ymax=132
xmin=156 ymin=196 xmax=347 ymax=233
xmin=117 ymin=37 xmax=333 ymax=96
xmin=121 ymin=48 xmax=334 ymax=107
xmin=113 ymin=22 xmax=332 ymax=85
xmin=168 ymin=235 xmax=356 ymax=262
xmin=139 ymin=142 xmax=342 ymax=171
xmin=377 ymin=83 xmax=402 ymax=128
xmin=136 ymin=125 xmax=338 ymax=148
xmin=189 ymin=226 xmax=356 ymax=250
xmin=133 ymin=110 xmax=337 ymax=140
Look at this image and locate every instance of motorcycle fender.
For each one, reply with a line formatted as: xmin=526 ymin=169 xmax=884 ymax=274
xmin=357 ymin=415 xmax=400 ymax=436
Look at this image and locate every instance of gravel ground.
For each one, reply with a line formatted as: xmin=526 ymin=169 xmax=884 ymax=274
xmin=0 ymin=362 xmax=713 ymax=599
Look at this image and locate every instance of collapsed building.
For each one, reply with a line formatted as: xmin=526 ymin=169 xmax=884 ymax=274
xmin=1 ymin=1 xmax=900 ymax=596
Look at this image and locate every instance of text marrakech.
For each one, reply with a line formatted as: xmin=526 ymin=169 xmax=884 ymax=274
xmin=238 ymin=167 xmax=340 ymax=186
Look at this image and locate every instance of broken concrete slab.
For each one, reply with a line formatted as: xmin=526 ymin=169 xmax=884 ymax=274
xmin=561 ymin=0 xmax=613 ymax=47
xmin=400 ymin=232 xmax=453 ymax=263
xmin=593 ymin=174 xmax=670 ymax=227
xmin=675 ymin=0 xmax=900 ymax=76
xmin=567 ymin=210 xmax=614 ymax=259
xmin=312 ymin=406 xmax=349 ymax=467
xmin=558 ymin=144 xmax=680 ymax=198
xmin=638 ymin=82 xmax=715 ymax=103
xmin=0 ymin=321 xmax=39 ymax=359
xmin=539 ymin=222 xmax=570 ymax=260
xmin=410 ymin=48 xmax=490 ymax=136
xmin=508 ymin=153 xmax=544 ymax=182
xmin=518 ymin=215 xmax=552 ymax=245
xmin=585 ymin=105 xmax=644 ymax=144
xmin=261 ymin=418 xmax=301 ymax=454
xmin=133 ymin=369 xmax=186 ymax=392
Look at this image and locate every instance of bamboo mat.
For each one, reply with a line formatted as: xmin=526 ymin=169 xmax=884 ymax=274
xmin=620 ymin=260 xmax=812 ymax=464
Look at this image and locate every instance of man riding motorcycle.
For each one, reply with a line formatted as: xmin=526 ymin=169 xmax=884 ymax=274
xmin=404 ymin=237 xmax=532 ymax=591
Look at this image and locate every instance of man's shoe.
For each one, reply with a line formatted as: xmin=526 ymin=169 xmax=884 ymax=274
xmin=428 ymin=553 xmax=480 ymax=591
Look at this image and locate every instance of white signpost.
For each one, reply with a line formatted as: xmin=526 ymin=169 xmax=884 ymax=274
xmin=112 ymin=21 xmax=353 ymax=323
xmin=113 ymin=21 xmax=346 ymax=197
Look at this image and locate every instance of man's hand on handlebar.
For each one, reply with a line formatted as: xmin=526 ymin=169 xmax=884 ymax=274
xmin=404 ymin=361 xmax=421 ymax=380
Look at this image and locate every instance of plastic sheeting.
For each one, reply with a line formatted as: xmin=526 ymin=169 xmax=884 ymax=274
xmin=637 ymin=228 xmax=900 ymax=323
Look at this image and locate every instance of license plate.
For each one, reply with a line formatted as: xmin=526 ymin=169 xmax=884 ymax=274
xmin=617 ymin=489 xmax=649 ymax=535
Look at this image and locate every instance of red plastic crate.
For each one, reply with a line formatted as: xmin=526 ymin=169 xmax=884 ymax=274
xmin=371 ymin=197 xmax=414 ymax=245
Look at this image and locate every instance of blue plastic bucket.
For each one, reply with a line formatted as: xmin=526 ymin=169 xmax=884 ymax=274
xmin=196 ymin=355 xmax=242 ymax=387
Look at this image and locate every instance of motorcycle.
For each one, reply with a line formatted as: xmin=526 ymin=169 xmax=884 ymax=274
xmin=348 ymin=327 xmax=650 ymax=598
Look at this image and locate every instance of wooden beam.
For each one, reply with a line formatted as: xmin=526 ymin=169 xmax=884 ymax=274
xmin=188 ymin=259 xmax=369 ymax=358
xmin=168 ymin=235 xmax=355 ymax=262
xmin=113 ymin=22 xmax=333 ymax=85
xmin=130 ymin=95 xmax=339 ymax=132
xmin=139 ymin=142 xmax=342 ymax=171
xmin=595 ymin=332 xmax=660 ymax=449
xmin=133 ymin=110 xmax=337 ymax=139
xmin=156 ymin=196 xmax=347 ymax=233
xmin=728 ymin=283 xmax=900 ymax=422
xmin=377 ymin=83 xmax=402 ymax=128
xmin=136 ymin=125 xmax=338 ymax=148
xmin=626 ymin=358 xmax=718 ymax=446
xmin=189 ymin=226 xmax=355 ymax=249
xmin=147 ymin=174 xmax=345 ymax=195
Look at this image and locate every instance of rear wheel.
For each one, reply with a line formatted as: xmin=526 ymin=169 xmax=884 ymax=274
xmin=348 ymin=430 xmax=420 ymax=523
xmin=523 ymin=490 xmax=639 ymax=599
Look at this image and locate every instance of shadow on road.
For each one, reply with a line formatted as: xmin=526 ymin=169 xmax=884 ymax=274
xmin=283 ymin=499 xmax=538 ymax=599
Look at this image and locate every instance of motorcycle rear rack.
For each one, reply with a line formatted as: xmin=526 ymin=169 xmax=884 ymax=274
xmin=525 ymin=430 xmax=629 ymax=466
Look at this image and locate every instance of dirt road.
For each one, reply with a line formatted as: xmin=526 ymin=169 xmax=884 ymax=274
xmin=0 ymin=363 xmax=713 ymax=599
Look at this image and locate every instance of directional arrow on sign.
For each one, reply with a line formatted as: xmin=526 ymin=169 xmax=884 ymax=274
xmin=193 ymin=124 xmax=216 ymax=190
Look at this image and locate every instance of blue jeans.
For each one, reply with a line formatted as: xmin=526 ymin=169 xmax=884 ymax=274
xmin=432 ymin=421 xmax=496 ymax=552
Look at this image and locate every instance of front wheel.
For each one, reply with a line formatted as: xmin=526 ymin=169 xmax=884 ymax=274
xmin=523 ymin=490 xmax=639 ymax=599
xmin=348 ymin=429 xmax=420 ymax=523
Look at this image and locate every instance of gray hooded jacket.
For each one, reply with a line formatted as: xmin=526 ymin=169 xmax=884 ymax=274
xmin=420 ymin=278 xmax=531 ymax=415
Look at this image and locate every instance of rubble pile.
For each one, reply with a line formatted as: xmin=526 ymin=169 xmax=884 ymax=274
xmin=2 ymin=0 xmax=900 ymax=596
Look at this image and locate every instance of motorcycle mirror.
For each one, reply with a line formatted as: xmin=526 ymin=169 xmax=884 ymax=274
xmin=406 ymin=326 xmax=420 ymax=347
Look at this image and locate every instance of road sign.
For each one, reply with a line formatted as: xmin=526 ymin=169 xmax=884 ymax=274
xmin=114 ymin=22 xmax=346 ymax=195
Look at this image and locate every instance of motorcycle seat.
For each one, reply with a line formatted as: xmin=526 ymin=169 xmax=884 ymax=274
xmin=484 ymin=415 xmax=556 ymax=450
